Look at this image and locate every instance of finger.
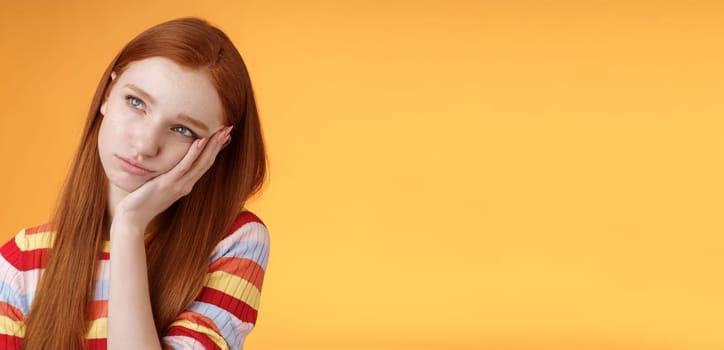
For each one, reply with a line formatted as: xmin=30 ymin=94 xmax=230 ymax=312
xmin=162 ymin=135 xmax=210 ymax=181
xmin=183 ymin=126 xmax=231 ymax=182
xmin=192 ymin=126 xmax=229 ymax=170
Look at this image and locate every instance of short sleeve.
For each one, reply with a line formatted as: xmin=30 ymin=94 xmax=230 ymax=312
xmin=162 ymin=212 xmax=270 ymax=350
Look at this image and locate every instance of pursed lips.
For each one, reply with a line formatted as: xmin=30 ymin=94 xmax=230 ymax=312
xmin=115 ymin=155 xmax=153 ymax=175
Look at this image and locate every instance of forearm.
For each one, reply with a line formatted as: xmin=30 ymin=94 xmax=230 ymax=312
xmin=107 ymin=222 xmax=162 ymax=350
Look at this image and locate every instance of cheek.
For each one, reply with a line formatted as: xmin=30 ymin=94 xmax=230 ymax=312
xmin=97 ymin=117 xmax=113 ymax=154
xmin=98 ymin=114 xmax=129 ymax=150
xmin=159 ymin=142 xmax=192 ymax=172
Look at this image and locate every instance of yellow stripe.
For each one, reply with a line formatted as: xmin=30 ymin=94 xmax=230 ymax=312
xmin=14 ymin=230 xmax=55 ymax=251
xmin=14 ymin=229 xmax=108 ymax=253
xmin=0 ymin=315 xmax=25 ymax=337
xmin=203 ymin=271 xmax=261 ymax=309
xmin=85 ymin=318 xmax=107 ymax=339
xmin=170 ymin=319 xmax=229 ymax=350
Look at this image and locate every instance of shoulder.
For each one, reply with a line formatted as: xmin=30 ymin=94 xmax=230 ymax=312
xmin=209 ymin=209 xmax=270 ymax=269
xmin=220 ymin=209 xmax=270 ymax=250
xmin=224 ymin=210 xmax=269 ymax=241
xmin=0 ymin=224 xmax=55 ymax=273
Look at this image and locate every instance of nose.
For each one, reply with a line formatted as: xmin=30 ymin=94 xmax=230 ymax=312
xmin=131 ymin=122 xmax=161 ymax=160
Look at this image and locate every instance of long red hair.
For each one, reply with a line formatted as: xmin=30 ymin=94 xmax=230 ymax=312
xmin=23 ymin=17 xmax=267 ymax=350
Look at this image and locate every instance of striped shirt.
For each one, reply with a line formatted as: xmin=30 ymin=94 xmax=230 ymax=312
xmin=0 ymin=210 xmax=270 ymax=349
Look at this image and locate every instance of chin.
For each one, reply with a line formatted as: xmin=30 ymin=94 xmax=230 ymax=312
xmin=108 ymin=173 xmax=147 ymax=194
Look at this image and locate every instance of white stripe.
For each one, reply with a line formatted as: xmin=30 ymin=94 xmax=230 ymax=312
xmin=163 ymin=335 xmax=207 ymax=349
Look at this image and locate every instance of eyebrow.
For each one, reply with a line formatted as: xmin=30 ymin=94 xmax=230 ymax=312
xmin=125 ymin=84 xmax=157 ymax=105
xmin=178 ymin=113 xmax=210 ymax=133
xmin=124 ymin=83 xmax=210 ymax=133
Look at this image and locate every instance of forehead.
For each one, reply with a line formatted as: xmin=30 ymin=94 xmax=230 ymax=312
xmin=116 ymin=57 xmax=224 ymax=127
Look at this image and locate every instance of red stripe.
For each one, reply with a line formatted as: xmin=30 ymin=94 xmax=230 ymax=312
xmin=24 ymin=224 xmax=52 ymax=235
xmin=208 ymin=257 xmax=265 ymax=291
xmin=166 ymin=326 xmax=221 ymax=350
xmin=197 ymin=287 xmax=258 ymax=325
xmin=0 ymin=334 xmax=22 ymax=349
xmin=100 ymin=252 xmax=110 ymax=260
xmin=0 ymin=238 xmax=50 ymax=271
xmin=86 ymin=338 xmax=107 ymax=350
xmin=224 ymin=211 xmax=264 ymax=239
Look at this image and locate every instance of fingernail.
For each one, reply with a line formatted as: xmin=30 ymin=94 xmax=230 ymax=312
xmin=197 ymin=138 xmax=207 ymax=149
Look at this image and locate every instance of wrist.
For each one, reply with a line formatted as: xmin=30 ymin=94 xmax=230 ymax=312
xmin=109 ymin=216 xmax=147 ymax=240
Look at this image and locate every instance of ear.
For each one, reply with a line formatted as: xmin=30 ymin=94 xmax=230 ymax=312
xmin=100 ymin=71 xmax=117 ymax=116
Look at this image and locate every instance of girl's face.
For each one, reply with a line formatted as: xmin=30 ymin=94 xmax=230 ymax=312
xmin=98 ymin=56 xmax=225 ymax=195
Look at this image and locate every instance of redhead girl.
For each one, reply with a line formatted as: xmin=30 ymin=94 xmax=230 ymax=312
xmin=0 ymin=17 xmax=270 ymax=350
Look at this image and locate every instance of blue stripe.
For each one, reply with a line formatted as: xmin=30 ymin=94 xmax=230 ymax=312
xmin=93 ymin=279 xmax=109 ymax=300
xmin=0 ymin=281 xmax=29 ymax=315
xmin=209 ymin=240 xmax=269 ymax=269
xmin=186 ymin=301 xmax=244 ymax=349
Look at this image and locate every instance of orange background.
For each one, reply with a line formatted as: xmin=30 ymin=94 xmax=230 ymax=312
xmin=1 ymin=1 xmax=723 ymax=349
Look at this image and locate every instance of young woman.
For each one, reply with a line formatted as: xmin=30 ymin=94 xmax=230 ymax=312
xmin=0 ymin=17 xmax=270 ymax=350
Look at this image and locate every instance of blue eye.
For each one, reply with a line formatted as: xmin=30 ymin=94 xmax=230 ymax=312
xmin=171 ymin=125 xmax=198 ymax=138
xmin=125 ymin=95 xmax=145 ymax=110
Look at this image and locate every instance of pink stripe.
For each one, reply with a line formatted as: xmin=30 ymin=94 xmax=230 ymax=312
xmin=208 ymin=257 xmax=265 ymax=290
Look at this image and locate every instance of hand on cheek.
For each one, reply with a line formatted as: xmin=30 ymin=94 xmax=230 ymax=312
xmin=113 ymin=126 xmax=233 ymax=232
